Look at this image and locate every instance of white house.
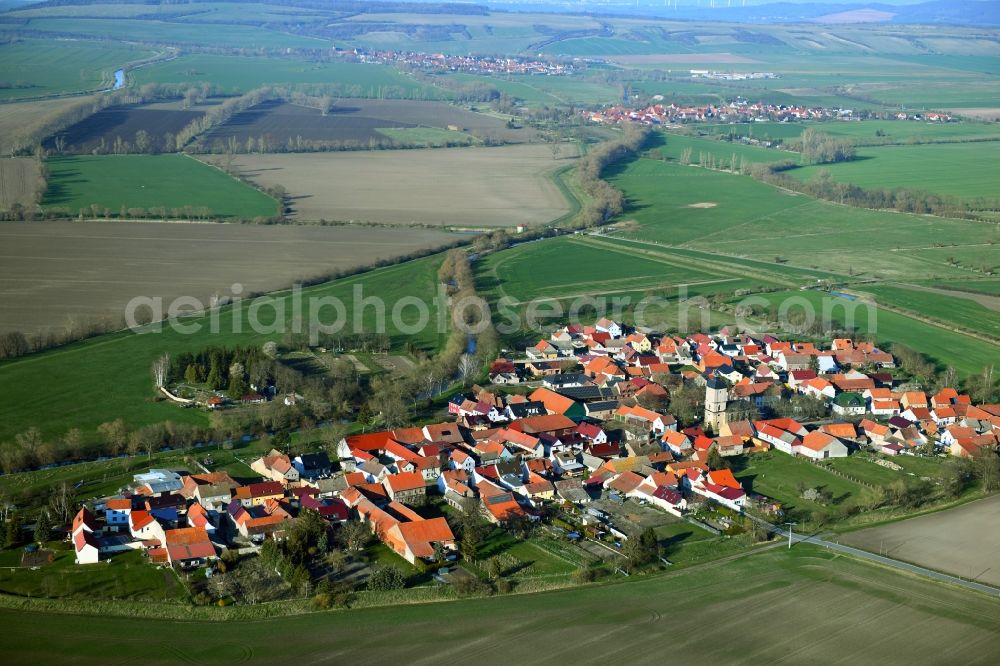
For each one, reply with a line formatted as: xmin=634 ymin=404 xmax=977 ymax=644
xmin=450 ymin=449 xmax=477 ymax=474
xmin=595 ymin=318 xmax=623 ymax=339
xmin=104 ymin=498 xmax=131 ymax=528
xmin=796 ymin=431 xmax=848 ymax=460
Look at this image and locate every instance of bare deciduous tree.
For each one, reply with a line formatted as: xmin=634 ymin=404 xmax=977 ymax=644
xmin=151 ymin=352 xmax=170 ymax=389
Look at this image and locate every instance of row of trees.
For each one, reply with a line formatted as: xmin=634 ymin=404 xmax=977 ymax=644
xmin=791 ymin=128 xmax=856 ymax=165
xmin=744 ymin=160 xmax=992 ymax=221
xmin=575 ymin=127 xmax=651 ymax=228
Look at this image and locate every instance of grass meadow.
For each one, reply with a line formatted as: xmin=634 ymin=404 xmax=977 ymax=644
xmin=606 ymin=157 xmax=1000 ymax=281
xmin=926 ymin=278 xmax=1000 ymax=296
xmin=42 ymin=155 xmax=279 ymax=219
xmin=700 ymin=120 xmax=1000 ymax=144
xmin=790 ymin=141 xmax=1000 ymax=201
xmin=483 ymin=236 xmax=724 ymax=302
xmin=859 ymin=284 xmax=1000 ymax=340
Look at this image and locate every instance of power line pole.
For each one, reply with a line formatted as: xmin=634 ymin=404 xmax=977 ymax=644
xmin=785 ymin=522 xmax=796 ymax=549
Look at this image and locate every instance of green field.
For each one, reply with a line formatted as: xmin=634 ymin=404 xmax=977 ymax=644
xmin=481 ymin=236 xmax=723 ymax=302
xmin=859 ymin=284 xmax=1000 ymax=340
xmin=790 ymin=142 xmax=1000 ymax=201
xmin=42 ymin=155 xmax=279 ymax=219
xmin=14 ymin=17 xmax=330 ymax=49
xmin=0 ymin=256 xmax=448 ymax=441
xmin=658 ymin=132 xmax=795 ymax=167
xmin=376 ymin=127 xmax=477 ymax=146
xmin=926 ymin=278 xmax=1000 ymax=296
xmin=441 ymin=72 xmax=619 ymax=107
xmin=133 ymin=54 xmax=446 ymax=98
xmin=701 ymin=120 xmax=1000 ymax=144
xmin=606 ymin=157 xmax=1000 ymax=281
xmin=0 ymin=39 xmax=153 ymax=100
xmin=3 ymin=546 xmax=1000 ymax=662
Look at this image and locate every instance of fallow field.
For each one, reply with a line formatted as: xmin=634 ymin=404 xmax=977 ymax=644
xmin=43 ymin=102 xmax=205 ymax=154
xmin=214 ymin=144 xmax=575 ymax=227
xmin=3 ymin=546 xmax=1000 ymax=663
xmin=199 ymin=99 xmax=532 ymax=149
xmin=0 ymin=157 xmax=41 ymax=209
xmin=0 ymin=220 xmax=457 ymax=334
xmin=841 ymin=494 xmax=1000 ymax=588
xmin=41 ymin=154 xmax=278 ymax=218
xmin=0 ymin=96 xmax=96 ymax=154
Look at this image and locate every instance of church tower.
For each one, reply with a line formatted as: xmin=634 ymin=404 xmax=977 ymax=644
xmin=704 ymin=377 xmax=729 ymax=433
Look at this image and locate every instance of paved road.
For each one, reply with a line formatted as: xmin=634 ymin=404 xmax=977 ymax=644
xmin=785 ymin=529 xmax=1000 ymax=598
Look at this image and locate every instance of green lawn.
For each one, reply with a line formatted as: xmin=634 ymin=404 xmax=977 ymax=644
xmin=0 ymin=255 xmax=448 ymax=441
xmin=0 ymin=39 xmax=153 ymax=100
xmin=736 ymin=451 xmax=867 ymax=518
xmin=42 ymin=155 xmax=279 ymax=219
xmin=822 ymin=455 xmax=910 ymax=488
xmin=860 ymin=284 xmax=1000 ymax=340
xmin=0 ymin=549 xmax=188 ymax=601
xmin=473 ymin=529 xmax=578 ymax=578
xmin=133 ymin=54 xmax=446 ymax=98
xmin=4 ymin=545 xmax=1000 ymax=662
xmin=790 ymin=142 xmax=1000 ymax=201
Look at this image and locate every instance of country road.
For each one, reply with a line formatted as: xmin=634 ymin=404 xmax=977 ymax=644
xmin=786 ymin=529 xmax=1000 ymax=598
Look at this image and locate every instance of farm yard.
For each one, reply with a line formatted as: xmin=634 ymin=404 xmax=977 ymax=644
xmin=43 ymin=101 xmax=206 ymax=154
xmin=4 ymin=546 xmax=1000 ymax=663
xmin=0 ymin=157 xmax=42 ymax=209
xmin=0 ymin=220 xmax=457 ymax=334
xmin=198 ymin=99 xmax=533 ymax=150
xmin=41 ymin=154 xmax=279 ymax=219
xmin=841 ymin=495 xmax=1000 ymax=587
xmin=214 ymin=144 xmax=575 ymax=227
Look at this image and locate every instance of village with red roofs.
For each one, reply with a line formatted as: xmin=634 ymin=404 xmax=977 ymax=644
xmin=67 ymin=317 xmax=999 ymax=607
